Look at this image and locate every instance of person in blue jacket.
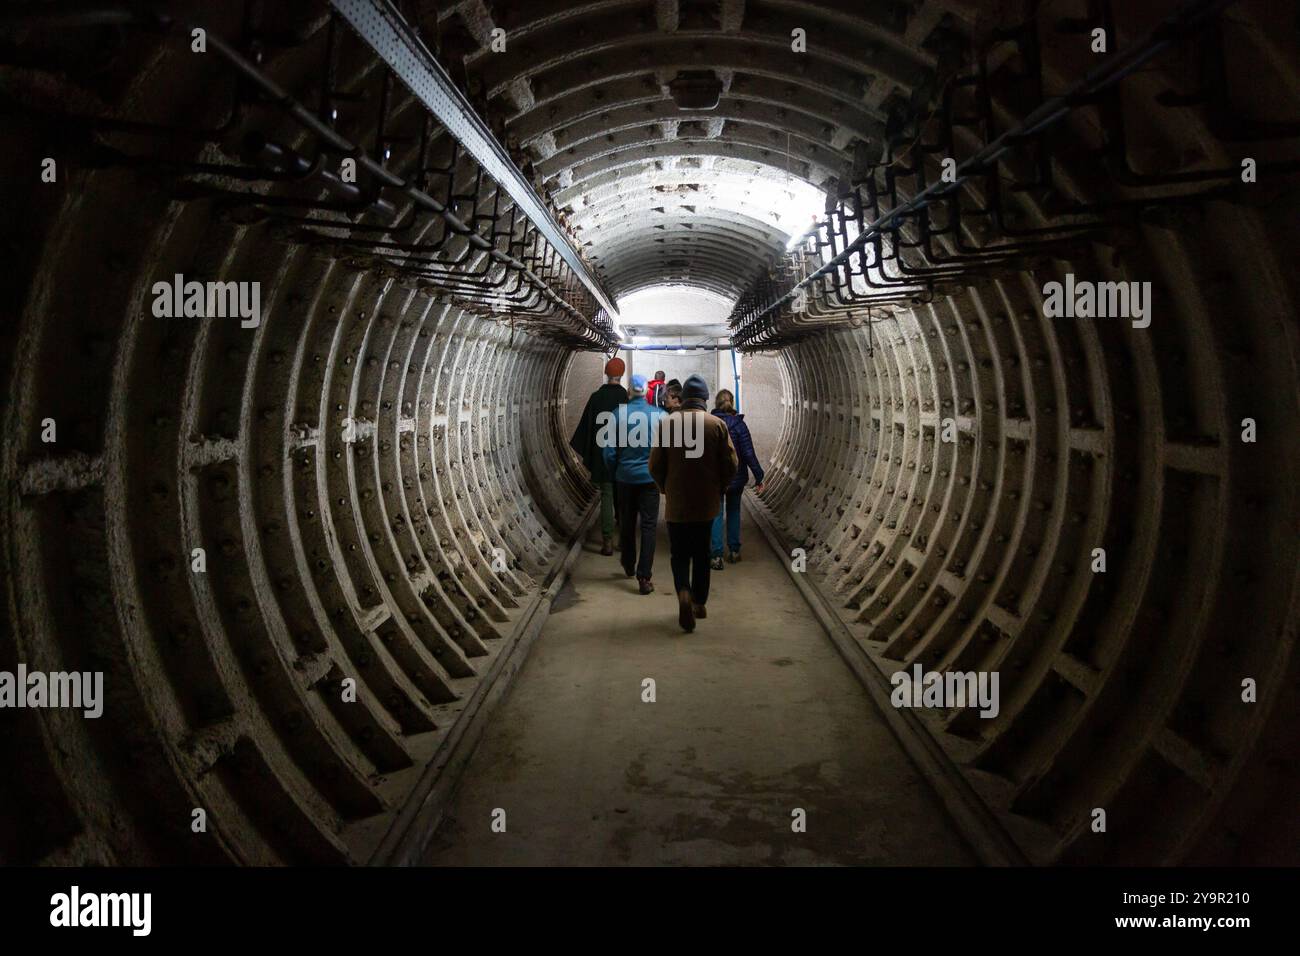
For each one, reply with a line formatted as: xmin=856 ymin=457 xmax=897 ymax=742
xmin=602 ymin=374 xmax=667 ymax=594
xmin=709 ymin=389 xmax=765 ymax=569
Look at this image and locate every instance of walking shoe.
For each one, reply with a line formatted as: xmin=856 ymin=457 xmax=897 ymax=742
xmin=727 ymin=550 xmax=741 ymax=563
xmin=692 ymin=603 xmax=707 ymax=619
xmin=601 ymin=537 xmax=613 ymax=556
xmin=638 ymin=577 xmax=654 ymax=595
xmin=710 ymin=556 xmax=724 ymax=571
xmin=677 ymin=590 xmax=695 ymax=632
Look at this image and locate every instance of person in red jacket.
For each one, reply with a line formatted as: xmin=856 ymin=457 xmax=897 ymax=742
xmin=644 ymin=370 xmax=666 ymax=408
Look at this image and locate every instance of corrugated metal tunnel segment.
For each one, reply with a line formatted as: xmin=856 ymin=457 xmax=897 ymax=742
xmin=464 ymin=0 xmax=951 ymax=300
xmin=730 ymin=0 xmax=1300 ymax=863
xmin=728 ymin=0 xmax=1300 ymax=351
xmin=0 ymin=4 xmax=595 ymax=865
xmin=754 ymin=190 xmax=1300 ymax=862
xmin=1 ymin=0 xmax=1297 ymax=869
xmin=0 ymin=2 xmax=618 ymax=350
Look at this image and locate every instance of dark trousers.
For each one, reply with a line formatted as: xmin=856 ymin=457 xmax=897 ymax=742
xmin=667 ymin=520 xmax=713 ymax=605
xmin=618 ymin=482 xmax=660 ymax=579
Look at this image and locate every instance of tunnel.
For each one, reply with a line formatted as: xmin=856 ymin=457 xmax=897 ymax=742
xmin=1 ymin=0 xmax=1297 ymax=871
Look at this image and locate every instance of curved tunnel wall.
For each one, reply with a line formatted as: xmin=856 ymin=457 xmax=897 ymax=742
xmin=1 ymin=0 xmax=1297 ymax=868
xmin=739 ymin=0 xmax=1300 ymax=866
xmin=1 ymin=151 xmax=592 ymax=865
xmin=756 ymin=194 xmax=1300 ymax=864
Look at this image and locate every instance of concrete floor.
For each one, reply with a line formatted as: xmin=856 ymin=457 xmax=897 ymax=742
xmin=422 ymin=506 xmax=976 ymax=866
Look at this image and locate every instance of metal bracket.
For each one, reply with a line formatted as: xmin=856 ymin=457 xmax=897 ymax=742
xmin=330 ymin=0 xmax=620 ymax=322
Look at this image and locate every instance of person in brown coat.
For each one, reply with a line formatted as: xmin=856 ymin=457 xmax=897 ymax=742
xmin=648 ymin=374 xmax=738 ymax=632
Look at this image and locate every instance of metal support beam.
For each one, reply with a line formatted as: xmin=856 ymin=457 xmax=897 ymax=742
xmin=330 ymin=0 xmax=621 ymax=322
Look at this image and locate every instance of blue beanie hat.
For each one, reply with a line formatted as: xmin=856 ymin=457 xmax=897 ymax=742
xmin=683 ymin=374 xmax=709 ymax=401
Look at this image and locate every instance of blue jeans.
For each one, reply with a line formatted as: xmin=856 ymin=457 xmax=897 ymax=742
xmin=710 ymin=488 xmax=743 ymax=557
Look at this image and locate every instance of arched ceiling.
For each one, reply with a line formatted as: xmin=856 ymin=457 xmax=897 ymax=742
xmin=425 ymin=0 xmax=977 ymax=303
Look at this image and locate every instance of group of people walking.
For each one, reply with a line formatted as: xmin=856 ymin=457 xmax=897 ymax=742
xmin=569 ymin=358 xmax=765 ymax=633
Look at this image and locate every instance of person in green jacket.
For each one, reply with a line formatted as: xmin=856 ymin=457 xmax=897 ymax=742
xmin=569 ymin=356 xmax=628 ymax=554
